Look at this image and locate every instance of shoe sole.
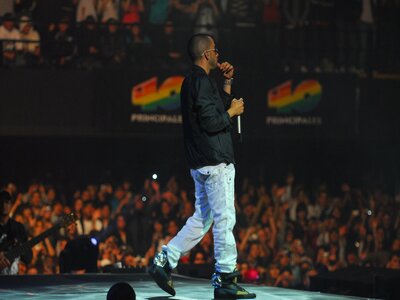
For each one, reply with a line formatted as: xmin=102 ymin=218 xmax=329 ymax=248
xmin=148 ymin=264 xmax=176 ymax=296
xmin=214 ymin=291 xmax=256 ymax=299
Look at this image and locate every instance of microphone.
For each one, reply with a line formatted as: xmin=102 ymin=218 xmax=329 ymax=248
xmin=237 ymin=115 xmax=242 ymax=142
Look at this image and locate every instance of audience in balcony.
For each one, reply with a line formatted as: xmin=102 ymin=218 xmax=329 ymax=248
xmin=99 ymin=17 xmax=126 ymax=68
xmin=18 ymin=15 xmax=41 ymax=66
xmin=0 ymin=13 xmax=21 ymax=67
xmin=77 ymin=15 xmax=102 ymax=70
xmin=0 ymin=1 xmax=399 ymax=73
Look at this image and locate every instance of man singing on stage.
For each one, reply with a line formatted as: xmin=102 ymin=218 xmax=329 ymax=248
xmin=149 ymin=34 xmax=256 ymax=299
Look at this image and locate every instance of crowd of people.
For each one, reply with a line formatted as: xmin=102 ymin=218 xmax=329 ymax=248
xmin=0 ymin=0 xmax=399 ymax=73
xmin=1 ymin=173 xmax=399 ymax=289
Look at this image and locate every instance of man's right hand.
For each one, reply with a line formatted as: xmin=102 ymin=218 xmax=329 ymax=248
xmin=0 ymin=252 xmax=11 ymax=271
xmin=227 ymin=98 xmax=244 ymax=118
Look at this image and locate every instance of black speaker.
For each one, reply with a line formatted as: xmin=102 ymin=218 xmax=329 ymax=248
xmin=59 ymin=236 xmax=99 ymax=273
xmin=310 ymin=267 xmax=400 ymax=300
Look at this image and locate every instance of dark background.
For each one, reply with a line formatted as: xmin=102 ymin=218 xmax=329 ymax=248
xmin=0 ymin=66 xmax=399 ymax=195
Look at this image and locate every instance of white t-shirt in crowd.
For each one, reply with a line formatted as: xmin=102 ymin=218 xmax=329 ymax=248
xmin=76 ymin=0 xmax=98 ymax=23
xmin=0 ymin=25 xmax=22 ymax=51
xmin=360 ymin=0 xmax=374 ymax=24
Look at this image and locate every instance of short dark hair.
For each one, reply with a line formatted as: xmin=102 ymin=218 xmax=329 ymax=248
xmin=187 ymin=34 xmax=214 ymax=62
xmin=107 ymin=282 xmax=136 ymax=300
xmin=0 ymin=190 xmax=12 ymax=203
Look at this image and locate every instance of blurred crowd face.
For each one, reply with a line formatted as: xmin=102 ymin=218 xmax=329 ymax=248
xmin=108 ymin=23 xmax=119 ymax=33
xmin=244 ymin=204 xmax=255 ymax=218
xmin=387 ymin=255 xmax=399 ymax=269
xmin=101 ymin=205 xmax=111 ymax=219
xmin=53 ymin=203 xmax=63 ymax=216
xmin=21 ymin=206 xmax=31 ymax=219
xmin=82 ymin=203 xmax=94 ymax=218
xmin=130 ymin=24 xmax=141 ymax=36
xmin=285 ymin=230 xmax=294 ymax=244
xmin=167 ymin=221 xmax=178 ymax=236
xmin=117 ymin=215 xmax=126 ymax=230
xmin=134 ymin=197 xmax=144 ymax=211
xmin=318 ymin=192 xmax=328 ymax=207
xmin=153 ymin=221 xmax=163 ymax=233
xmin=347 ymin=252 xmax=358 ymax=266
xmin=81 ymin=190 xmax=91 ymax=202
xmin=47 ymin=188 xmax=56 ymax=203
xmin=86 ymin=21 xmax=96 ymax=31
xmin=3 ymin=20 xmax=14 ymax=31
xmin=193 ymin=252 xmax=205 ymax=264
xmin=239 ymin=194 xmax=250 ymax=207
xmin=268 ymin=265 xmax=279 ymax=280
xmin=33 ymin=220 xmax=45 ymax=236
xmin=383 ymin=213 xmax=391 ymax=228
xmin=297 ymin=208 xmax=307 ymax=221
xmin=279 ymin=254 xmax=290 ymax=267
xmin=201 ymin=232 xmax=212 ymax=248
xmin=280 ymin=270 xmax=292 ymax=287
xmin=115 ymin=188 xmax=125 ymax=200
xmin=21 ymin=22 xmax=33 ymax=35
xmin=161 ymin=201 xmax=171 ymax=216
xmin=329 ymin=230 xmax=339 ymax=243
xmin=182 ymin=201 xmax=194 ymax=217
xmin=249 ymin=244 xmax=260 ymax=258
xmin=1 ymin=199 xmax=11 ymax=217
xmin=31 ymin=192 xmax=42 ymax=207
xmin=331 ymin=206 xmax=341 ymax=220
xmin=74 ymin=198 xmax=83 ymax=213
xmin=392 ymin=239 xmax=400 ymax=251
xmin=257 ymin=228 xmax=267 ymax=243
xmin=58 ymin=22 xmax=70 ymax=33
xmin=64 ymin=205 xmax=72 ymax=215
xmin=124 ymin=254 xmax=137 ymax=267
xmin=292 ymin=239 xmax=304 ymax=254
xmin=41 ymin=206 xmax=52 ymax=221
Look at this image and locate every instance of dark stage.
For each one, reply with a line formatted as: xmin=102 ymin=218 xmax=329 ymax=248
xmin=0 ymin=273 xmax=369 ymax=300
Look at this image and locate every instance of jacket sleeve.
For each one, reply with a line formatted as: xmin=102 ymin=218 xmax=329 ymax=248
xmin=18 ymin=223 xmax=32 ymax=265
xmin=220 ymin=88 xmax=235 ymax=110
xmin=195 ymin=76 xmax=232 ymax=134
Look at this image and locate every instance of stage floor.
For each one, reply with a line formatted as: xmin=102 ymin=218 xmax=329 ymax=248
xmin=0 ymin=273 xmax=371 ymax=300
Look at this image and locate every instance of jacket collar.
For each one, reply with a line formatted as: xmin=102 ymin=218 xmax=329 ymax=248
xmin=192 ymin=64 xmax=208 ymax=76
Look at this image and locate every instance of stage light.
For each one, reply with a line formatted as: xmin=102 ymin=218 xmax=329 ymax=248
xmin=90 ymin=237 xmax=98 ymax=246
xmin=152 ymin=173 xmax=158 ymax=180
xmin=367 ymin=210 xmax=372 ymax=216
xmin=141 ymin=196 xmax=147 ymax=202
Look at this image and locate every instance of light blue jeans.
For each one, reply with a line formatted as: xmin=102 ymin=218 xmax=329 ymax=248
xmin=164 ymin=163 xmax=237 ymax=273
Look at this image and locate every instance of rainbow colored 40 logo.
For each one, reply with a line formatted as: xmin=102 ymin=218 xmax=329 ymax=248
xmin=132 ymin=76 xmax=184 ymax=111
xmin=268 ymin=80 xmax=322 ymax=114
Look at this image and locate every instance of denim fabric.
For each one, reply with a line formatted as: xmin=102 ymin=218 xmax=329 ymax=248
xmin=164 ymin=163 xmax=237 ymax=273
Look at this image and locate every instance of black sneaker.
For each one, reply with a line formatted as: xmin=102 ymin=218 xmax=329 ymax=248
xmin=148 ymin=250 xmax=176 ymax=296
xmin=212 ymin=271 xmax=256 ymax=299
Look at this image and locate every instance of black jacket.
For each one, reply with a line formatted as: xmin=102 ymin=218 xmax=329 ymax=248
xmin=0 ymin=218 xmax=32 ymax=267
xmin=180 ymin=65 xmax=235 ymax=169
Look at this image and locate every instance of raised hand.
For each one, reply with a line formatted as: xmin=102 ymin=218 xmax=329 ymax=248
xmin=217 ymin=62 xmax=234 ymax=79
